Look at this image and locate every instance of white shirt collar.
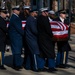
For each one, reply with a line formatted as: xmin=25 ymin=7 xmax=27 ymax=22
xmin=59 ymin=17 xmax=64 ymax=23
xmin=48 ymin=17 xmax=53 ymax=22
xmin=13 ymin=13 xmax=19 ymax=17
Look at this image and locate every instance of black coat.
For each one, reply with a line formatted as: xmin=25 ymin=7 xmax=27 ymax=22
xmin=37 ymin=15 xmax=55 ymax=58
xmin=25 ymin=16 xmax=40 ymax=54
xmin=0 ymin=16 xmax=7 ymax=51
xmin=54 ymin=17 xmax=71 ymax=52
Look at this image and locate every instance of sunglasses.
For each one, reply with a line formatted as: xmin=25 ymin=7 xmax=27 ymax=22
xmin=2 ymin=11 xmax=8 ymax=14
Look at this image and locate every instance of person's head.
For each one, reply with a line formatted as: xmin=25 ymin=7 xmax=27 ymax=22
xmin=23 ymin=6 xmax=30 ymax=15
xmin=48 ymin=10 xmax=55 ymax=19
xmin=30 ymin=9 xmax=38 ymax=17
xmin=12 ymin=5 xmax=20 ymax=15
xmin=0 ymin=8 xmax=8 ymax=18
xmin=40 ymin=7 xmax=49 ymax=16
xmin=59 ymin=10 xmax=67 ymax=19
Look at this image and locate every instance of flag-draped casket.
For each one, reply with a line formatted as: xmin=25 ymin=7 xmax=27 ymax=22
xmin=50 ymin=21 xmax=69 ymax=41
xmin=6 ymin=20 xmax=26 ymax=30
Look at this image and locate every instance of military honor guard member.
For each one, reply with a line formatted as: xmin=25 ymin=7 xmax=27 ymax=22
xmin=19 ymin=5 xmax=31 ymax=66
xmin=37 ymin=7 xmax=57 ymax=72
xmin=25 ymin=9 xmax=46 ymax=72
xmin=48 ymin=10 xmax=55 ymax=21
xmin=19 ymin=5 xmax=30 ymax=20
xmin=0 ymin=8 xmax=8 ymax=70
xmin=8 ymin=5 xmax=24 ymax=70
xmin=54 ymin=10 xmax=71 ymax=68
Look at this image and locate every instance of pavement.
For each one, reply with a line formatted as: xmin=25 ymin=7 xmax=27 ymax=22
xmin=0 ymin=34 xmax=75 ymax=75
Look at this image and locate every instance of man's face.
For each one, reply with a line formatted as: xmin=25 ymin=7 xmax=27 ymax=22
xmin=44 ymin=11 xmax=48 ymax=16
xmin=42 ymin=11 xmax=48 ymax=16
xmin=1 ymin=12 xmax=7 ymax=18
xmin=24 ymin=9 xmax=30 ymax=14
xmin=34 ymin=12 xmax=38 ymax=17
xmin=60 ymin=13 xmax=66 ymax=19
xmin=49 ymin=13 xmax=55 ymax=18
xmin=14 ymin=10 xmax=20 ymax=15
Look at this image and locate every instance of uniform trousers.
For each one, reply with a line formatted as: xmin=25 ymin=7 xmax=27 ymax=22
xmin=24 ymin=53 xmax=56 ymax=70
xmin=13 ymin=54 xmax=22 ymax=67
xmin=24 ymin=53 xmax=45 ymax=71
xmin=56 ymin=51 xmax=68 ymax=65
xmin=0 ymin=51 xmax=4 ymax=66
xmin=56 ymin=41 xmax=70 ymax=66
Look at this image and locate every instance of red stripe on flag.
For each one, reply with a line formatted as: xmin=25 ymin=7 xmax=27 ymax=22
xmin=22 ymin=22 xmax=26 ymax=24
xmin=54 ymin=34 xmax=68 ymax=39
xmin=50 ymin=21 xmax=69 ymax=40
xmin=51 ymin=28 xmax=62 ymax=31
xmin=22 ymin=20 xmax=26 ymax=30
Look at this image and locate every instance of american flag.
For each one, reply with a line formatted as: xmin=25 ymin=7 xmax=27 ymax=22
xmin=6 ymin=21 xmax=9 ymax=28
xmin=50 ymin=21 xmax=69 ymax=40
xmin=22 ymin=20 xmax=26 ymax=30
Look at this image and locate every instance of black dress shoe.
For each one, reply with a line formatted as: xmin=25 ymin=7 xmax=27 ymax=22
xmin=56 ymin=64 xmax=66 ymax=68
xmin=24 ymin=66 xmax=31 ymax=70
xmin=47 ymin=68 xmax=58 ymax=72
xmin=13 ymin=66 xmax=23 ymax=71
xmin=0 ymin=65 xmax=6 ymax=70
xmin=34 ymin=68 xmax=48 ymax=72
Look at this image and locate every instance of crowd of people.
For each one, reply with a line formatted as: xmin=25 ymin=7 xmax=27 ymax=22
xmin=0 ymin=5 xmax=71 ymax=72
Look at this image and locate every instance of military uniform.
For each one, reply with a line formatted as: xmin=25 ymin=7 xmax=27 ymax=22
xmin=9 ymin=6 xmax=24 ymax=70
xmin=19 ymin=6 xmax=31 ymax=70
xmin=0 ymin=8 xmax=8 ymax=70
xmin=54 ymin=10 xmax=71 ymax=68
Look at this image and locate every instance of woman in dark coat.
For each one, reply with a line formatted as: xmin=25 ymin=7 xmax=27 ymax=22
xmin=0 ymin=8 xmax=8 ymax=69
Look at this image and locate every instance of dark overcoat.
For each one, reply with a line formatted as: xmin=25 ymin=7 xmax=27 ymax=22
xmin=8 ymin=14 xmax=24 ymax=54
xmin=37 ymin=15 xmax=55 ymax=58
xmin=0 ymin=16 xmax=7 ymax=51
xmin=54 ymin=17 xmax=71 ymax=52
xmin=25 ymin=16 xmax=40 ymax=54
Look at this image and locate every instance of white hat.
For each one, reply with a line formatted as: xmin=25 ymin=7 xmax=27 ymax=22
xmin=23 ymin=5 xmax=30 ymax=9
xmin=48 ymin=10 xmax=55 ymax=14
xmin=40 ymin=7 xmax=48 ymax=12
xmin=12 ymin=5 xmax=20 ymax=10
